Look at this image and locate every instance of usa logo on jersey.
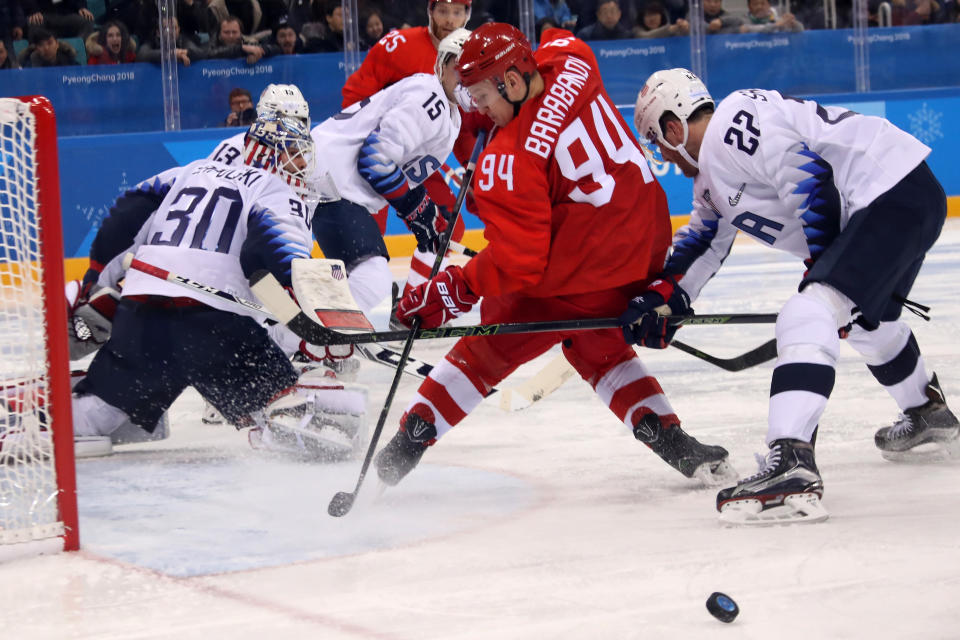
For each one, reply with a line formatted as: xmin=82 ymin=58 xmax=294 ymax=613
xmin=331 ymin=264 xmax=345 ymax=280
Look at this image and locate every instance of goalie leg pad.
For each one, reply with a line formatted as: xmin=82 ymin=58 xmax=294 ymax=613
xmin=249 ymin=378 xmax=368 ymax=461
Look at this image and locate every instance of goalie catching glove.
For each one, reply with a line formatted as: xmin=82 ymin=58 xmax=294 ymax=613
xmin=396 ymin=184 xmax=450 ymax=253
xmin=396 ymin=265 xmax=479 ymax=329
xmin=618 ymin=275 xmax=691 ymax=349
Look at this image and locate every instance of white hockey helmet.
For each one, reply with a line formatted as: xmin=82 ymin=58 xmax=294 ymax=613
xmin=634 ymin=68 xmax=713 ymax=169
xmin=434 ymin=27 xmax=471 ymax=83
xmin=243 ymin=115 xmax=316 ymax=198
xmin=257 ymin=84 xmax=310 ymax=128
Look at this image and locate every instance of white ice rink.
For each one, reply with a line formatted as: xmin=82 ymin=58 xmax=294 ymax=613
xmin=4 ymin=221 xmax=960 ymax=639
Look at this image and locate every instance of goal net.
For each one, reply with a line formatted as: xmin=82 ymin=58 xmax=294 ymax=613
xmin=0 ymin=96 xmax=79 ymax=556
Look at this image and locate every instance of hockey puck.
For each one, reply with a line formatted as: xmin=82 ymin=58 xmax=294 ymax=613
xmin=706 ymin=592 xmax=739 ymax=623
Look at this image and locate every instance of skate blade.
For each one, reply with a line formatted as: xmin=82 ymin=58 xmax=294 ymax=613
xmin=692 ymin=459 xmax=740 ymax=487
xmin=719 ymin=492 xmax=829 ymax=527
xmin=74 ymin=435 xmax=112 ymax=458
xmin=880 ymin=437 xmax=960 ymax=463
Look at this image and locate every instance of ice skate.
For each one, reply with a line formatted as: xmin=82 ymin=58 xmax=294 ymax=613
xmin=717 ymin=439 xmax=828 ymax=526
xmin=875 ymin=374 xmax=960 ymax=461
xmin=633 ymin=413 xmax=738 ymax=486
xmin=375 ymin=414 xmax=436 ymax=486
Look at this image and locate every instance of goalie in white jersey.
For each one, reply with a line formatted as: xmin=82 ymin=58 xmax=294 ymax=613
xmin=621 ymin=68 xmax=958 ymax=525
xmin=71 ymin=116 xmax=366 ymax=460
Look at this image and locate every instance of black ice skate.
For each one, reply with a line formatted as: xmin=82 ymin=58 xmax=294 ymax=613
xmin=375 ymin=414 xmax=437 ymax=486
xmin=633 ymin=413 xmax=738 ymax=485
xmin=716 ymin=439 xmax=828 ymax=526
xmin=874 ymin=374 xmax=960 ymax=461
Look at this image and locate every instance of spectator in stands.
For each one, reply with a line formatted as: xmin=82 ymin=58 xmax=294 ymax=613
xmin=740 ymin=0 xmax=804 ymax=31
xmin=104 ymin=0 xmax=208 ymax=50
xmin=360 ymin=7 xmax=385 ymax=49
xmin=223 ymin=87 xmax=256 ymax=126
xmin=536 ymin=15 xmax=560 ymax=39
xmin=634 ymin=1 xmax=689 ymax=36
xmin=259 ymin=0 xmax=290 ymax=35
xmin=85 ymin=20 xmax=136 ymax=64
xmin=0 ymin=38 xmax=19 ymax=68
xmin=206 ymin=15 xmax=267 ymax=62
xmin=136 ymin=16 xmax=205 ymax=65
xmin=266 ymin=20 xmax=303 ymax=54
xmin=304 ymin=1 xmax=344 ymax=51
xmin=1 ymin=0 xmax=26 ymax=52
xmin=19 ymin=26 xmax=80 ymax=66
xmin=22 ymin=0 xmax=94 ymax=39
xmin=577 ymin=0 xmax=633 ymax=39
xmin=535 ymin=0 xmax=579 ymax=30
xmin=893 ymin=0 xmax=943 ymax=23
xmin=207 ymin=0 xmax=261 ymax=36
xmin=944 ymin=0 xmax=960 ymax=20
xmin=701 ymin=0 xmax=744 ymax=32
xmin=286 ymin=0 xmax=315 ymax=32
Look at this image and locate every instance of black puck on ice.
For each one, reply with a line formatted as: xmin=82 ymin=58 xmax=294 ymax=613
xmin=706 ymin=592 xmax=739 ymax=623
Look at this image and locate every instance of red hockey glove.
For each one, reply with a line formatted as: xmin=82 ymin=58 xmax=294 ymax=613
xmin=618 ymin=275 xmax=691 ymax=349
xmin=396 ymin=265 xmax=479 ymax=329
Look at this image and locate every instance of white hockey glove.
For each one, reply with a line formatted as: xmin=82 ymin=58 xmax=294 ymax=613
xmin=67 ymin=282 xmax=121 ymax=360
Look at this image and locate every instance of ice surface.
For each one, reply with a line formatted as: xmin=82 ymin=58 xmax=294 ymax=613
xmin=3 ymin=222 xmax=960 ymax=639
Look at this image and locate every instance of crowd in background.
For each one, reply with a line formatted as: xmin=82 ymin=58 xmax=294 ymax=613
xmin=0 ymin=0 xmax=958 ymax=70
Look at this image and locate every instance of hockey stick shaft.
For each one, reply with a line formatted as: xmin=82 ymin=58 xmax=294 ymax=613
xmin=122 ymin=255 xmax=271 ymax=315
xmin=124 ymin=254 xmax=776 ymax=373
xmin=449 ymin=240 xmax=478 ymax=257
xmin=268 ymin=313 xmax=778 ymax=346
xmin=328 ymin=130 xmax=489 ymax=518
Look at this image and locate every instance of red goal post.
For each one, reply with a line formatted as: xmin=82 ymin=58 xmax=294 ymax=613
xmin=0 ymin=96 xmax=79 ymax=555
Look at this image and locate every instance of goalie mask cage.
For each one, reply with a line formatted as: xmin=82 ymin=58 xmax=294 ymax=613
xmin=0 ymin=96 xmax=79 ymax=556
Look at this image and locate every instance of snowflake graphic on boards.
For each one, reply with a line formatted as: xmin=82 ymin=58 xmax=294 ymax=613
xmin=907 ymin=103 xmax=943 ymax=145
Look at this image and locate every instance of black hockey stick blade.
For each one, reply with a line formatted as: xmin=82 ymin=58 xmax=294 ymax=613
xmin=670 ymin=338 xmax=777 ymax=372
xmin=328 ymin=490 xmax=355 ymax=517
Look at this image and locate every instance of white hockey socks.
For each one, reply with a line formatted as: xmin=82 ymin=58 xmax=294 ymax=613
xmin=767 ymin=285 xmax=849 ymax=444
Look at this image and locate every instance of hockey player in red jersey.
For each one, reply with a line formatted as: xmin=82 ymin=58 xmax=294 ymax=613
xmin=342 ymin=0 xmax=471 ymax=108
xmin=374 ymin=24 xmax=736 ymax=488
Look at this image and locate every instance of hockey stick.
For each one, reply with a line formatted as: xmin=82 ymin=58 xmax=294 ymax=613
xmin=327 ymin=130 xmax=489 ymax=518
xmin=670 ymin=338 xmax=777 ymax=372
xmin=449 ymin=240 xmax=478 ymax=257
xmin=237 ymin=303 xmax=778 ymax=347
xmin=123 ymin=255 xmax=778 ymax=374
xmin=121 ymin=255 xmax=460 ymax=386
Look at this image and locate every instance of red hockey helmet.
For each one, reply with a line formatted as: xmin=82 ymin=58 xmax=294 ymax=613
xmin=456 ymin=23 xmax=536 ymax=88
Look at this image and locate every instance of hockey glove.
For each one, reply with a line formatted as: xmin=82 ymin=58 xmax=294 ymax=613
xmin=66 ymin=284 xmax=121 ymax=360
xmin=397 ymin=186 xmax=450 ymax=253
xmin=618 ymin=276 xmax=691 ymax=349
xmin=396 ymin=265 xmax=479 ymax=329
